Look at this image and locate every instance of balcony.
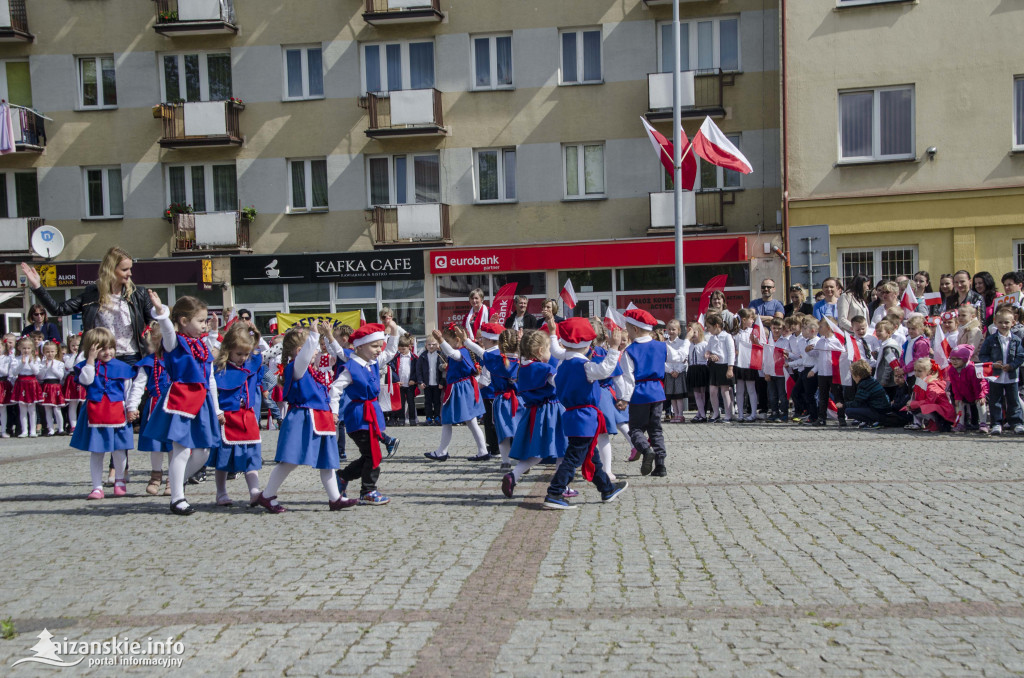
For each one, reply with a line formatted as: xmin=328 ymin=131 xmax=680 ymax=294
xmin=171 ymin=212 xmax=251 ymax=255
xmin=0 ymin=217 xmax=44 ymax=255
xmin=0 ymin=0 xmax=32 ymax=42
xmin=363 ymin=0 xmax=444 ymax=26
xmin=363 ymin=90 xmax=446 ymax=139
xmin=648 ymin=191 xmax=730 ymax=233
xmin=7 ymin=106 xmax=46 ymax=152
xmin=158 ymin=101 xmax=243 ymax=149
xmin=371 ymin=203 xmax=451 ymax=247
xmin=154 ymin=0 xmax=237 ymax=36
xmin=646 ymin=69 xmax=731 ymax=121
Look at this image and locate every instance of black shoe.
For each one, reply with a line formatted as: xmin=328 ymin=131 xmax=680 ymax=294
xmin=410 ymin=421 xmax=418 ymax=427
xmin=227 ymin=472 xmax=237 ymax=480
xmin=812 ymin=419 xmax=827 ymax=427
xmin=652 ymin=464 xmax=667 ymax=477
xmin=187 ymin=469 xmax=206 ymax=485
xmin=339 ymin=452 xmax=348 ymax=461
xmin=640 ymin=449 xmax=655 ymax=476
xmin=169 ymin=499 xmax=196 ymax=516
xmin=467 ymin=453 xmax=491 ymax=461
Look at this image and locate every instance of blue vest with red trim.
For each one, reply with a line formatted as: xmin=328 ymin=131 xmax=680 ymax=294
xmin=215 ymin=354 xmax=263 ymax=413
xmin=164 ymin=335 xmax=211 ymax=384
xmin=283 ymin=360 xmax=330 ymax=411
xmin=555 ymin=356 xmax=601 ymax=437
xmin=624 ymin=340 xmax=667 ymax=404
xmin=134 ymin=355 xmax=170 ymax=399
xmin=342 ymin=359 xmax=384 ymax=432
xmin=590 ymin=346 xmax=622 ymax=389
xmin=516 ymin=361 xmax=556 ymax=405
xmin=482 ymin=350 xmax=518 ymax=395
xmin=76 ymin=359 xmax=133 ymax=403
xmin=445 ymin=347 xmax=476 ymax=382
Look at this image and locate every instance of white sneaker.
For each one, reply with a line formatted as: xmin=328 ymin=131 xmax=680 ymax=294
xmin=1014 ymin=424 xmax=1024 ymax=435
xmin=29 ymin=433 xmax=38 ymax=438
xmin=991 ymin=424 xmax=1003 ymax=436
xmin=745 ymin=415 xmax=758 ymax=422
xmin=16 ymin=432 xmax=27 ymax=438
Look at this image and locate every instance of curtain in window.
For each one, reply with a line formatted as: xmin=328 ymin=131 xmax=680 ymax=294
xmin=697 ymin=22 xmax=713 ymax=71
xmin=477 ymin=150 xmax=498 ymax=200
xmin=414 ymin=155 xmax=439 ymax=203
xmin=562 ymin=33 xmax=577 ymax=83
xmin=307 ymin=49 xmax=324 ymax=97
xmin=496 ymin=36 xmax=512 ymax=86
xmin=286 ymin=50 xmax=303 ymax=98
xmin=582 ymin=31 xmax=601 ymax=82
xmin=394 ymin=156 xmax=407 ymax=204
xmin=212 ymin=165 xmax=237 ymax=212
xmin=107 ymin=168 xmax=123 ymax=216
xmin=101 ymin=57 xmax=117 ymax=106
xmin=409 ymin=42 xmax=434 ymax=89
xmin=207 ymin=54 xmax=232 ymax=101
xmin=840 ymin=92 xmax=873 ymax=158
xmin=311 ymin=159 xmax=328 ymax=208
xmin=169 ymin=166 xmax=186 ymax=204
xmin=87 ymin=170 xmax=104 ymax=216
xmin=14 ymin=172 xmax=39 ymax=218
xmin=184 ymin=55 xmax=201 ymax=102
xmin=583 ymin=145 xmax=603 ymax=194
xmin=191 ymin=166 xmax=206 ymax=212
xmin=369 ymin=157 xmax=389 ymax=205
xmin=660 ymin=24 xmax=690 ymax=73
xmin=719 ymin=19 xmax=739 ymax=71
xmin=879 ymin=88 xmax=912 ymax=156
xmin=1017 ymin=79 xmax=1024 ymax=146
xmin=365 ymin=45 xmax=381 ymax=92
xmin=163 ymin=56 xmax=180 ymax=101
xmin=0 ymin=174 xmax=7 ymax=218
xmin=81 ymin=59 xmax=98 ymax=107
xmin=565 ymin=145 xmax=579 ymax=195
xmin=291 ymin=161 xmax=306 ymax=209
xmin=386 ymin=44 xmax=402 ymax=91
xmin=503 ymin=149 xmax=516 ymax=200
xmin=5 ymin=62 xmax=31 ymax=108
xmin=474 ymin=38 xmax=490 ymax=88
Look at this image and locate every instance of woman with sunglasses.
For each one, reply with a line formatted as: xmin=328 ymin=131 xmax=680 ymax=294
xmin=20 ymin=304 xmax=62 ymax=343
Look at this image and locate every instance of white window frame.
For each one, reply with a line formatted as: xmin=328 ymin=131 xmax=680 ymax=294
xmin=366 ymin=153 xmax=441 ymax=207
xmin=474 ymin=147 xmax=516 ymax=203
xmin=837 ymin=246 xmax=918 ymax=283
xmin=836 ymin=0 xmax=911 ymax=7
xmin=657 ymin=17 xmax=741 ymax=73
xmin=663 ymin=133 xmax=743 ymax=192
xmin=287 ymin=158 xmax=329 ymax=213
xmin=360 ymin=40 xmax=435 ymax=95
xmin=0 ymin=171 xmax=37 ymax=218
xmin=76 ymin=55 xmax=117 ymax=110
xmin=165 ymin=162 xmax=237 ymax=213
xmin=559 ymin=28 xmax=603 ymax=86
xmin=1014 ymin=76 xmax=1024 ymax=151
xmin=0 ymin=59 xmax=29 ymax=104
xmin=82 ymin=166 xmax=123 ymax=219
xmin=838 ymin=85 xmax=916 ymax=162
xmin=562 ymin=142 xmax=605 ymax=200
xmin=1015 ymin=240 xmax=1024 ymax=272
xmin=282 ymin=45 xmax=324 ymax=101
xmin=159 ymin=51 xmax=232 ymax=102
xmin=470 ymin=33 xmax=513 ymax=91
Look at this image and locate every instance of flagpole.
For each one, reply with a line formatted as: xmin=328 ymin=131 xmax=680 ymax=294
xmin=672 ymin=0 xmax=688 ymax=322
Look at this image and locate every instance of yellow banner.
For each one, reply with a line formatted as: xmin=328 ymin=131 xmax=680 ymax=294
xmin=36 ymin=264 xmax=56 ymax=288
xmin=275 ymin=311 xmax=362 ymax=334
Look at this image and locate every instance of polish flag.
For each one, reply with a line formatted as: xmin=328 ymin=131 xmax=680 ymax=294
xmin=762 ymin=344 xmax=787 ymax=378
xmin=359 ymin=309 xmax=366 ymax=327
xmin=641 ymin=117 xmax=697 ymax=190
xmin=900 ymin=286 xmax=918 ymax=315
xmin=692 ymin=116 xmax=754 ymax=175
xmin=735 ymin=338 xmax=763 ymax=371
xmin=697 ymin=313 xmax=705 ymax=329
xmin=932 ymin=324 xmax=950 ymax=370
xmin=923 ymin=291 xmax=943 ymax=307
xmin=560 ymin=279 xmax=578 ymax=310
xmin=974 ymin=362 xmax=995 ymax=379
xmin=697 ymin=274 xmax=729 ymax=318
xmin=603 ymin=306 xmax=626 ymax=333
xmin=752 ymin=316 xmax=766 ymax=345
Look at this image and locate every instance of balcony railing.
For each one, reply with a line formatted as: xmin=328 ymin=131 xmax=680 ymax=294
xmin=154 ymin=0 xmax=237 ymax=36
xmin=363 ymin=89 xmax=446 ymax=139
xmin=648 ymin=191 xmax=727 ymax=232
xmin=646 ymin=69 xmax=731 ymax=121
xmin=0 ymin=216 xmax=44 ymax=255
xmin=158 ymin=101 xmax=243 ymax=148
xmin=371 ymin=203 xmax=451 ymax=247
xmin=0 ymin=0 xmax=32 ymax=42
xmin=171 ymin=212 xmax=251 ymax=254
xmin=363 ymin=0 xmax=444 ymax=25
xmin=8 ymin=106 xmax=46 ymax=151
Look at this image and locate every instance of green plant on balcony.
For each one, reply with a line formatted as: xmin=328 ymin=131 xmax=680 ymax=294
xmin=158 ymin=10 xmax=178 ymax=23
xmin=165 ymin=202 xmax=194 ymax=221
xmin=227 ymin=97 xmax=245 ymax=108
xmin=240 ymin=205 xmax=257 ymax=222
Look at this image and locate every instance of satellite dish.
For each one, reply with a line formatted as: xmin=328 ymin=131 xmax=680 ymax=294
xmin=30 ymin=225 xmax=64 ymax=259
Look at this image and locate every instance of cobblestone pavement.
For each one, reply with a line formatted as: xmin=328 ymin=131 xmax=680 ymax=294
xmin=1 ymin=423 xmax=1022 ymax=676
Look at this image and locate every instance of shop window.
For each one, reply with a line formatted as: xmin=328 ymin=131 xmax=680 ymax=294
xmin=288 ymin=283 xmax=332 ymax=304
xmin=234 ymin=285 xmax=284 ymax=305
xmin=493 ymin=272 xmax=544 ymax=296
xmin=382 ymin=279 xmax=424 ymax=300
xmin=618 ymin=266 xmax=675 ymax=291
xmin=437 ymin=274 xmax=489 ymax=299
xmin=684 ymin=263 xmax=749 ymax=290
xmin=558 ymin=270 xmax=612 ymax=293
xmin=336 ymin=282 xmax=377 ymax=300
xmin=190 ymin=286 xmax=224 ymax=310
xmin=387 ymin=301 xmax=425 ymax=336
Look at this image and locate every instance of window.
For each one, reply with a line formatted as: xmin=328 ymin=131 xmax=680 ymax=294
xmin=166 ymin=163 xmax=237 ymax=212
xmin=839 ymin=247 xmax=917 ymax=283
xmin=367 ymin=154 xmax=439 ymax=206
xmin=839 ymin=86 xmax=914 ymax=161
xmin=475 ymin=148 xmax=516 ymax=202
xmin=658 ymin=17 xmax=739 ymax=73
xmin=284 ymin=46 xmax=324 ymax=100
xmin=83 ymin=167 xmax=123 ymax=218
xmin=77 ymin=56 xmax=117 ymax=109
xmin=288 ymin=158 xmax=329 ymax=212
xmin=560 ymin=28 xmax=602 ymax=85
xmin=472 ymin=34 xmax=512 ymax=90
xmin=160 ymin=52 xmax=232 ymax=102
xmin=0 ymin=171 xmax=39 ymax=218
xmin=362 ymin=41 xmax=434 ymax=94
xmin=563 ymin=143 xmax=604 ymax=199
xmin=1015 ymin=77 xmax=1024 ymax=150
xmin=1015 ymin=240 xmax=1024 ymax=271
xmin=0 ymin=60 xmax=31 ymax=107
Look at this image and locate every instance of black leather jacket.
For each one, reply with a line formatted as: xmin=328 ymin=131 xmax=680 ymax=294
xmin=30 ymin=284 xmax=153 ymax=356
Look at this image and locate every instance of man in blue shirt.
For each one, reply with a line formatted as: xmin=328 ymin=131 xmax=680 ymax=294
xmin=750 ymin=278 xmax=785 ymax=323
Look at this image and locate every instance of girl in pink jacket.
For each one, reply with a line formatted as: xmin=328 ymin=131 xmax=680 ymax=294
xmin=947 ymin=344 xmax=988 ymax=433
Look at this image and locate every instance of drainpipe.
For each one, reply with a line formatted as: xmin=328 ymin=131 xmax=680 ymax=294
xmin=781 ymin=0 xmax=791 ymax=290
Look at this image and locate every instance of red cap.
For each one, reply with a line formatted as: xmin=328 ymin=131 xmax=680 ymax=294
xmin=623 ymin=308 xmax=657 ymax=331
xmin=557 ymin=317 xmax=597 ymax=349
xmin=478 ymin=322 xmax=504 ymax=341
xmin=351 ymin=323 xmax=386 ymax=347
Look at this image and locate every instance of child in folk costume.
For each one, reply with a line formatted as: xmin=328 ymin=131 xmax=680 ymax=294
xmin=10 ymin=336 xmax=41 ymax=437
xmin=620 ymin=308 xmax=689 ymax=477
xmin=464 ymin=323 xmax=519 ymax=466
xmin=586 ymin=320 xmax=630 ymax=479
xmin=0 ymin=342 xmax=10 ymax=438
xmin=38 ymin=340 xmax=66 ymax=436
xmin=501 ymin=330 xmax=566 ymax=499
xmin=334 ymin=322 xmax=402 ymax=506
xmin=62 ymin=334 xmax=86 ymax=435
xmin=144 ymin=291 xmax=223 ymax=516
xmin=905 ymin=358 xmax=955 ymax=432
xmin=70 ymin=328 xmax=134 ymax=499
xmin=686 ymin=322 xmax=710 ymax=422
xmin=542 ymin=319 xmax=628 ymax=510
xmin=329 ymin=324 xmax=354 ymax=460
xmin=127 ymin=323 xmax=172 ymax=496
xmin=209 ymin=322 xmax=265 ymax=507
xmin=947 ymin=344 xmax=988 ymax=433
xmin=424 ymin=324 xmax=487 ymax=461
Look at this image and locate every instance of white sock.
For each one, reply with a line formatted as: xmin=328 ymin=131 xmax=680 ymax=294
xmin=262 ymin=463 xmax=296 ymax=504
xmin=499 ymin=439 xmax=511 ymax=464
xmin=90 ymin=453 xmax=105 ymax=490
xmin=737 ymin=381 xmax=749 ymax=417
xmin=466 ymin=418 xmax=487 ymax=455
xmin=513 ymin=457 xmax=540 ymax=482
xmin=695 ymin=391 xmax=706 ymax=416
xmin=150 ymin=451 xmax=164 ymax=473
xmin=245 ymin=471 xmax=260 ymax=498
xmin=436 ymin=424 xmax=453 ymax=455
xmin=597 ymin=433 xmax=613 ymax=478
xmin=320 ymin=468 xmax=341 ymax=502
xmin=111 ymin=450 xmax=127 ymax=481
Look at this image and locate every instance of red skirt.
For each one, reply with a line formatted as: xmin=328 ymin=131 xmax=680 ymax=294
xmin=11 ymin=376 xmax=42 ymax=404
xmin=61 ymin=373 xmax=86 ymax=402
xmin=40 ymin=381 xmax=65 ymax=406
xmin=0 ymin=379 xmax=11 ymax=405
xmin=271 ymin=385 xmax=284 ymax=403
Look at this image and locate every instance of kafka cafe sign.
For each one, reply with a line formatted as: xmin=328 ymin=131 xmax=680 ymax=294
xmin=230 ymin=250 xmax=425 ymax=286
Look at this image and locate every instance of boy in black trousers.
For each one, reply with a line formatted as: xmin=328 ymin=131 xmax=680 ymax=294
xmin=412 ymin=335 xmax=445 ymax=425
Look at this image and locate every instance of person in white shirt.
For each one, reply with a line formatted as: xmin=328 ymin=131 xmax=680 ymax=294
xmin=703 ymin=314 xmax=735 ymax=422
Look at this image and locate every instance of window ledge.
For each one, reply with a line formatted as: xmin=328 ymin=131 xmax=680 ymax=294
xmin=1010 ymin=148 xmax=1024 ymax=156
xmin=474 ymin=199 xmax=518 ymax=206
xmin=696 ymin=187 xmax=744 ymax=194
xmin=76 ymin=106 xmax=119 ymax=112
xmin=561 ymin=196 xmax=608 ymax=202
xmin=82 ymin=216 xmax=124 ymax=222
xmin=834 ymin=156 xmax=917 ymax=167
xmin=835 ymin=0 xmax=917 ymax=9
xmin=558 ymin=80 xmax=604 ymax=87
xmin=283 ymin=96 xmax=326 ymax=103
xmin=287 ymin=208 xmax=330 ymax=215
xmin=471 ymin=86 xmax=516 ymax=93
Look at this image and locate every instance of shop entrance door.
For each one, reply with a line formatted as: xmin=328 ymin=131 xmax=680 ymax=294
xmin=570 ymin=294 xmax=613 ymax=320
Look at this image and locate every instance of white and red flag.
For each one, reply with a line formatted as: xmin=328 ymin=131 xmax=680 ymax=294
xmin=603 ymin=306 xmax=626 ymax=334
xmin=900 ymin=286 xmax=918 ymax=315
xmin=762 ymin=338 xmax=787 ymax=379
xmin=932 ymin=324 xmax=951 ymax=370
xmin=641 ymin=117 xmax=697 ymax=190
xmin=692 ymin=116 xmax=754 ymax=175
xmin=975 ymin=362 xmax=995 ymax=379
xmin=923 ymin=291 xmax=943 ymax=307
xmin=560 ymin=279 xmax=578 ymax=310
xmin=490 ymin=282 xmax=518 ymax=325
xmin=734 ymin=338 xmax=763 ymax=371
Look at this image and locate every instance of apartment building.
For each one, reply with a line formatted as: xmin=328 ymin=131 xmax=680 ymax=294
xmin=0 ymin=0 xmax=782 ymax=336
xmin=783 ymin=0 xmax=1024 ymax=289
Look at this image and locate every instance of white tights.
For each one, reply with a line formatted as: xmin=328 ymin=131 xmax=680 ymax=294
xmin=709 ymin=385 xmax=734 ymax=421
xmin=513 ymin=455 xmax=564 ymax=482
xmin=167 ymin=442 xmax=210 ymax=505
xmin=68 ymin=401 xmax=79 ymax=429
xmin=435 ymin=419 xmax=487 ymax=456
xmin=150 ymin=451 xmax=166 ymax=473
xmin=597 ymin=433 xmax=614 ymax=479
xmin=736 ymin=380 xmax=757 ymax=418
xmin=90 ymin=450 xmax=126 ymax=491
xmin=694 ymin=390 xmax=707 ymax=417
xmin=498 ymin=439 xmax=511 ymax=464
xmin=215 ymin=469 xmax=261 ymax=502
xmin=261 ymin=462 xmax=340 ymax=505
xmin=43 ymin=405 xmax=64 ymax=434
xmin=18 ymin=403 xmax=36 ymax=436
xmin=670 ymin=398 xmax=688 ymax=418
